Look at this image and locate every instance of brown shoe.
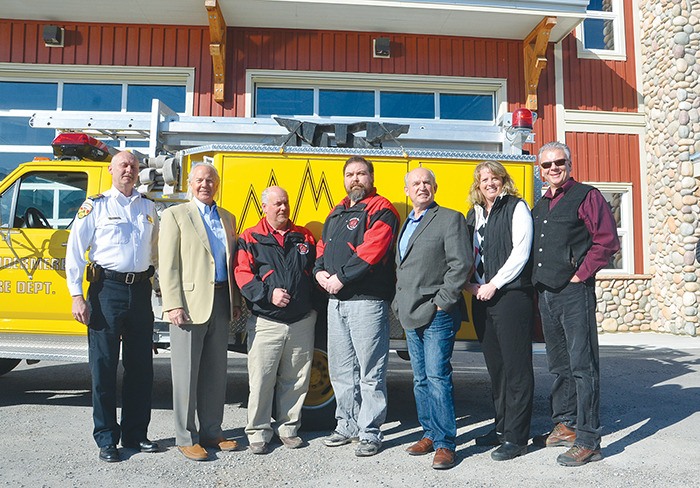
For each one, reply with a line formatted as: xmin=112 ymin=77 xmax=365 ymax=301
xmin=536 ymin=423 xmax=575 ymax=448
xmin=201 ymin=437 xmax=238 ymax=451
xmin=432 ymin=448 xmax=455 ymax=470
xmin=557 ymin=445 xmax=603 ymax=466
xmin=178 ymin=444 xmax=208 ymax=461
xmin=406 ymin=437 xmax=434 ymax=456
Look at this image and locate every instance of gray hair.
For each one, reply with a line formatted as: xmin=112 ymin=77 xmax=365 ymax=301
xmin=188 ymin=162 xmax=220 ymax=185
xmin=404 ymin=167 xmax=437 ymax=187
xmin=261 ymin=185 xmax=288 ymax=204
xmin=538 ymin=141 xmax=571 ymax=162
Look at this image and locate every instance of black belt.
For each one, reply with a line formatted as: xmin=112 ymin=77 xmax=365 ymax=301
xmin=214 ymin=281 xmax=228 ymax=289
xmin=102 ymin=266 xmax=154 ymax=285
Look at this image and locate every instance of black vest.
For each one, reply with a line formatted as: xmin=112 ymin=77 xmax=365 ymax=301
xmin=531 ymin=182 xmax=594 ymax=290
xmin=466 ymin=194 xmax=533 ymax=291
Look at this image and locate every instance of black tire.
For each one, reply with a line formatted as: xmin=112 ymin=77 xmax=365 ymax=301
xmin=300 ymin=307 xmax=336 ymax=432
xmin=396 ymin=350 xmax=410 ymax=361
xmin=300 ymin=345 xmax=336 ymax=431
xmin=0 ymin=358 xmax=21 ymax=376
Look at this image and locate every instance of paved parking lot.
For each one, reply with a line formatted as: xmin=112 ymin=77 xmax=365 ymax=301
xmin=1 ymin=333 xmax=699 ymax=487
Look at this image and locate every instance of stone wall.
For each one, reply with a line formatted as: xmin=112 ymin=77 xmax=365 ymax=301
xmin=640 ymin=0 xmax=700 ymax=335
xmin=596 ymin=277 xmax=652 ymax=333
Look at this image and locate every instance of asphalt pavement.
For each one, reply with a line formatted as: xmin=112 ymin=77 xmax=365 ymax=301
xmin=1 ymin=332 xmax=699 ymax=487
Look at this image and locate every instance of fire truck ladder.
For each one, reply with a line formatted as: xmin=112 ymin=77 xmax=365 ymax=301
xmin=29 ymin=99 xmax=411 ymax=158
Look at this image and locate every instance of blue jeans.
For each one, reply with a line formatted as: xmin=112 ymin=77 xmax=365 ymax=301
xmin=327 ymin=299 xmax=389 ymax=443
xmin=405 ymin=309 xmax=460 ymax=451
xmin=538 ymin=281 xmax=600 ymax=450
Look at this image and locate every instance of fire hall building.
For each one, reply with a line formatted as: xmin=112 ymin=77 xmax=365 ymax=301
xmin=1 ymin=1 xmax=698 ymax=336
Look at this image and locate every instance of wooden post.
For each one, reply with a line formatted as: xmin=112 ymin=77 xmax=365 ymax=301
xmin=205 ymin=0 xmax=227 ymax=103
xmin=523 ymin=17 xmax=557 ymax=111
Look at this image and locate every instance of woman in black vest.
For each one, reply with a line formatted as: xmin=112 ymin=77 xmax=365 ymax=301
xmin=465 ymin=160 xmax=534 ymax=461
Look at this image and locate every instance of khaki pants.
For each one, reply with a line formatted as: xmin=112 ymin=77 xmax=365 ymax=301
xmin=245 ymin=310 xmax=316 ymax=443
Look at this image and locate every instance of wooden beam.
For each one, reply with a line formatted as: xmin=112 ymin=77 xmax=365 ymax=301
xmin=205 ymin=0 xmax=227 ymax=103
xmin=523 ymin=16 xmax=557 ymax=111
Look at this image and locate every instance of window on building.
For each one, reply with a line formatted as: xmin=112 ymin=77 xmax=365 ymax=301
xmin=127 ymin=85 xmax=187 ymax=113
xmin=0 ymin=64 xmax=193 ymax=176
xmin=439 ymin=93 xmax=494 ymax=121
xmin=249 ymin=71 xmax=502 ymax=124
xmin=63 ymin=83 xmax=122 ymax=111
xmin=586 ymin=182 xmax=633 ymax=274
xmin=256 ymin=88 xmax=314 ymax=116
xmin=319 ymin=90 xmax=374 ymax=117
xmin=576 ymin=0 xmax=626 ymax=60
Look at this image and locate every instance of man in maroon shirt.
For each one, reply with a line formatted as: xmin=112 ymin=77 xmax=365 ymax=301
xmin=531 ymin=141 xmax=620 ymax=467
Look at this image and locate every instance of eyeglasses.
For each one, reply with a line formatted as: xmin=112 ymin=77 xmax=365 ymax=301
xmin=540 ymin=158 xmax=568 ymax=169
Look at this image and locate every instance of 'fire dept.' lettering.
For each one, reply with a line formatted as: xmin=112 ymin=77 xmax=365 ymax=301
xmin=16 ymin=281 xmax=53 ymax=294
xmin=0 ymin=280 xmax=54 ymax=294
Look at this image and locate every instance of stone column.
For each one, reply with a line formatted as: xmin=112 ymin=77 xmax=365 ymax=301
xmin=641 ymin=0 xmax=700 ymax=335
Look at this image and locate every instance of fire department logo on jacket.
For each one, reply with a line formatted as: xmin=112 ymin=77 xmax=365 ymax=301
xmin=296 ymin=242 xmax=310 ymax=255
xmin=346 ymin=217 xmax=360 ymax=230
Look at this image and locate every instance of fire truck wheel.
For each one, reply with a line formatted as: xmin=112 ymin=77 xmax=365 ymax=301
xmin=300 ymin=345 xmax=336 ymax=431
xmin=0 ymin=358 xmax=21 ymax=376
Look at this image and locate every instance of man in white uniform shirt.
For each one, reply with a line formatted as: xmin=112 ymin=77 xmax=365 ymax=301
xmin=66 ymin=151 xmax=159 ymax=463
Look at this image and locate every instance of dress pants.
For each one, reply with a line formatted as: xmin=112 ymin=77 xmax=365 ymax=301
xmin=87 ymin=278 xmax=154 ymax=448
xmin=472 ymin=288 xmax=534 ymax=446
xmin=245 ymin=310 xmax=316 ymax=443
xmin=170 ymin=287 xmax=230 ymax=446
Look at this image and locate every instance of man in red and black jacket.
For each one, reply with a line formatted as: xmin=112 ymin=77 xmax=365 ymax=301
xmin=234 ymin=186 xmax=317 ymax=455
xmin=314 ymin=156 xmax=400 ymax=457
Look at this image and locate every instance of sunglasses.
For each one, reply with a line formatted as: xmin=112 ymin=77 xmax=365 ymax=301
xmin=540 ymin=158 xmax=568 ymax=169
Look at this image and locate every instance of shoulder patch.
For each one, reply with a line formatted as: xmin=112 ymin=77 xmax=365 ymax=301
xmin=87 ymin=193 xmax=104 ymax=201
xmin=77 ymin=200 xmax=94 ymax=219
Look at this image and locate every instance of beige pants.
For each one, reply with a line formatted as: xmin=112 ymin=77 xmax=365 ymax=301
xmin=245 ymin=310 xmax=316 ymax=443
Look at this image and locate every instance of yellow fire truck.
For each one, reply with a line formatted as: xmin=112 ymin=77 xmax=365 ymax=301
xmin=0 ymin=101 xmax=536 ymax=428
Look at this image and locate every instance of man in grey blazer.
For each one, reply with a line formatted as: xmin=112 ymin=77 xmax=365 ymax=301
xmin=159 ymin=163 xmax=242 ymax=461
xmin=393 ymin=167 xmax=471 ymax=470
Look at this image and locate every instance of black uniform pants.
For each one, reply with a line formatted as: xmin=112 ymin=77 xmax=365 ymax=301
xmin=472 ymin=288 xmax=534 ymax=446
xmin=87 ymin=278 xmax=154 ymax=448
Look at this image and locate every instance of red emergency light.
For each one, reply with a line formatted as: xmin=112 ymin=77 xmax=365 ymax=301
xmin=511 ymin=108 xmax=534 ymax=130
xmin=51 ymin=132 xmax=113 ymax=161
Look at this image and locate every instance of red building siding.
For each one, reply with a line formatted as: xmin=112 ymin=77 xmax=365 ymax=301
xmin=229 ymin=28 xmax=528 ymax=117
xmin=561 ymin=0 xmax=639 ymax=112
xmin=566 ymin=132 xmax=643 ymax=273
xmin=2 ymin=20 xmax=542 ymax=118
xmin=0 ymin=20 xmax=216 ymax=115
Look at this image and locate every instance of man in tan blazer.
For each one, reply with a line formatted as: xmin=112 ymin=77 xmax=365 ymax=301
xmin=159 ymin=163 xmax=242 ymax=461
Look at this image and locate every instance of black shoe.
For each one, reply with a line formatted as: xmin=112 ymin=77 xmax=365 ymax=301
xmin=490 ymin=442 xmax=527 ymax=461
xmin=99 ymin=445 xmax=121 ymax=463
xmin=475 ymin=429 xmax=503 ymax=447
xmin=531 ymin=433 xmax=548 ymax=448
xmin=122 ymin=439 xmax=160 ymax=453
